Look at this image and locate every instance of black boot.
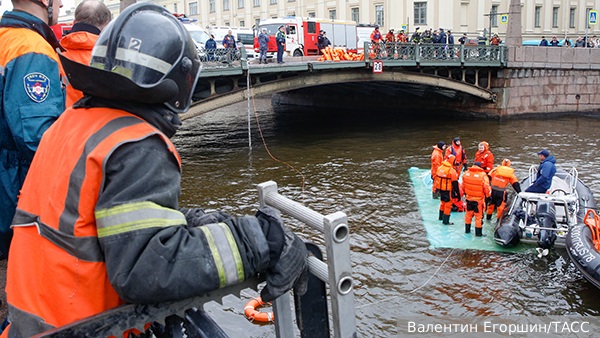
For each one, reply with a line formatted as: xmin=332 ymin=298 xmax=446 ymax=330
xmin=439 ymin=210 xmax=444 ymax=221
xmin=486 ymin=214 xmax=492 ymax=221
xmin=475 ymin=227 xmax=486 ymax=237
xmin=465 ymin=223 xmax=471 ymax=234
xmin=442 ymin=214 xmax=454 ymax=225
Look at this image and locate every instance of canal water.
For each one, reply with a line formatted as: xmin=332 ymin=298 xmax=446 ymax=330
xmin=174 ymin=97 xmax=600 ymax=337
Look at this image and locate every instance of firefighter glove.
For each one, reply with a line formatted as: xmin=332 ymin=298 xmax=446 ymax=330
xmin=255 ymin=206 xmax=308 ymax=303
xmin=463 ymin=162 xmax=468 ymax=171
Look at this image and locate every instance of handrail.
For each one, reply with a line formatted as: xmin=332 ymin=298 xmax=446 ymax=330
xmin=257 ymin=181 xmax=356 ymax=338
xmin=528 ymin=165 xmax=537 ymax=186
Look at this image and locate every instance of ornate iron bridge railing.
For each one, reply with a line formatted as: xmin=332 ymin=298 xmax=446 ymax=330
xmin=366 ymin=42 xmax=508 ymax=66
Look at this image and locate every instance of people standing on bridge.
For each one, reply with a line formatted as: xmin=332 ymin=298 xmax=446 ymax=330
xmin=445 ymin=137 xmax=467 ymax=175
xmin=431 ymin=141 xmax=446 ymax=199
xmin=486 ymin=159 xmax=521 ymax=221
xmin=474 ymin=141 xmax=494 ymax=176
xmin=276 ymin=25 xmax=286 ymax=64
xmin=317 ymin=29 xmax=324 ymax=55
xmin=447 ymin=30 xmax=455 ymax=58
xmin=575 ymin=36 xmax=586 ymax=47
xmin=60 ymin=0 xmax=111 ymax=108
xmin=549 ymin=36 xmax=560 ymax=47
xmin=525 ymin=150 xmax=557 ymax=193
xmin=2 ymin=4 xmax=308 ymax=335
xmin=435 ymin=155 xmax=460 ymax=225
xmin=463 ymin=162 xmax=491 ymax=236
xmin=397 ymin=29 xmax=408 ymax=43
xmin=490 ymin=33 xmax=501 ymax=45
xmin=477 ymin=32 xmax=487 ymax=45
xmin=422 ymin=29 xmax=432 ymax=43
xmin=459 ymin=33 xmax=467 ymax=45
xmin=370 ymin=25 xmax=383 ymax=58
xmin=431 ymin=29 xmax=440 ymax=43
xmin=319 ymin=31 xmax=331 ymax=53
xmin=206 ymin=34 xmax=217 ymax=61
xmin=0 ymin=0 xmax=67 ymax=259
xmin=539 ymin=36 xmax=548 ymax=46
xmin=385 ymin=28 xmax=396 ymax=59
xmin=258 ymin=28 xmax=269 ymax=64
xmin=563 ymin=37 xmax=573 ymax=48
xmin=411 ymin=27 xmax=421 ymax=43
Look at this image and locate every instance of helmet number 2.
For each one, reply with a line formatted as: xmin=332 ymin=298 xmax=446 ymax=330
xmin=129 ymin=38 xmax=142 ymax=51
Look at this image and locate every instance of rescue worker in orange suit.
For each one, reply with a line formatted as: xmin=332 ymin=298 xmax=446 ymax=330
xmin=445 ymin=137 xmax=467 ymax=175
xmin=60 ymin=0 xmax=111 ymax=107
xmin=463 ymin=161 xmax=492 ymax=236
xmin=0 ymin=0 xmax=66 ymax=259
xmin=397 ymin=30 xmax=408 ymax=43
xmin=370 ymin=25 xmax=383 ymax=57
xmin=2 ymin=4 xmax=308 ymax=336
xmin=431 ymin=141 xmax=445 ymax=198
xmin=435 ymin=155 xmax=460 ymax=225
xmin=385 ymin=28 xmax=396 ymax=59
xmin=474 ymin=141 xmax=494 ymax=175
xmin=486 ymin=159 xmax=521 ymax=220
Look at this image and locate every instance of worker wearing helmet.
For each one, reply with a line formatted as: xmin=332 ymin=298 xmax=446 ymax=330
xmin=0 ymin=0 xmax=67 ymax=259
xmin=486 ymin=159 xmax=521 ymax=220
xmin=2 ymin=4 xmax=307 ymax=336
xmin=463 ymin=162 xmax=492 ymax=236
xmin=435 ymin=155 xmax=460 ymax=225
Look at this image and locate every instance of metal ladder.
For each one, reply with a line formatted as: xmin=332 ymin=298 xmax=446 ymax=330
xmin=36 ymin=181 xmax=357 ymax=338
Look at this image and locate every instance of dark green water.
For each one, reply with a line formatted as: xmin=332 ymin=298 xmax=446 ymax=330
xmin=173 ymin=98 xmax=600 ymax=337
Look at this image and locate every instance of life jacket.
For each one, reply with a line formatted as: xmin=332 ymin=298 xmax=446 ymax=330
xmin=4 ymin=107 xmax=181 ymax=335
xmin=435 ymin=161 xmax=457 ymax=191
xmin=490 ymin=165 xmax=515 ymax=191
xmin=463 ymin=166 xmax=489 ymax=199
xmin=446 ymin=144 xmax=466 ymax=172
xmin=371 ymin=30 xmax=382 ymax=42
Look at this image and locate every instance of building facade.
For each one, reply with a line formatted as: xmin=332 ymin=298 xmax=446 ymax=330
xmin=72 ymin=0 xmax=599 ymax=40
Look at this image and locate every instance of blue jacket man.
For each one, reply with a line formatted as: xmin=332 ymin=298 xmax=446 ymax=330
xmin=276 ymin=25 xmax=285 ymax=63
xmin=205 ymin=34 xmax=217 ymax=61
xmin=258 ymin=28 xmax=269 ymax=64
xmin=525 ymin=150 xmax=557 ymax=193
xmin=0 ymin=6 xmax=66 ymax=258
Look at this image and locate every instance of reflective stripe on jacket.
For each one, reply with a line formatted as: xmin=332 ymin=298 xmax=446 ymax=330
xmin=490 ymin=165 xmax=518 ymax=191
xmin=435 ymin=161 xmax=458 ymax=191
xmin=463 ymin=166 xmax=491 ymax=199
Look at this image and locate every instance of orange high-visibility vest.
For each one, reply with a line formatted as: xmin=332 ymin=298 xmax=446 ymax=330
xmin=4 ymin=107 xmax=181 ymax=335
xmin=490 ymin=165 xmax=518 ymax=191
xmin=435 ymin=161 xmax=458 ymax=191
xmin=463 ymin=166 xmax=490 ymax=199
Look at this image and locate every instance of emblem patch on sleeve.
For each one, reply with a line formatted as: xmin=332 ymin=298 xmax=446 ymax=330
xmin=23 ymin=73 xmax=50 ymax=103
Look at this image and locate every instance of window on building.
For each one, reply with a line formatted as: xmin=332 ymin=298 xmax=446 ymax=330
xmin=254 ymin=0 xmax=260 ymax=7
xmin=174 ymin=3 xmax=177 ymax=13
xmin=329 ymin=9 xmax=336 ymax=20
xmin=270 ymin=0 xmax=276 ymax=4
xmin=225 ymin=21 xmax=230 ymax=26
xmin=224 ymin=0 xmax=229 ymax=11
xmin=288 ymin=0 xmax=295 ymax=2
xmin=255 ymin=17 xmax=261 ymax=26
xmin=460 ymin=3 xmax=468 ymax=26
xmin=414 ymin=2 xmax=426 ymax=25
xmin=191 ymin=2 xmax=199 ymax=15
xmin=238 ymin=0 xmax=244 ymax=9
xmin=570 ymin=8 xmax=576 ymax=28
xmin=351 ymin=7 xmax=359 ymax=23
xmin=534 ymin=6 xmax=541 ymax=27
xmin=209 ymin=0 xmax=214 ymax=13
xmin=308 ymin=12 xmax=315 ymax=18
xmin=491 ymin=5 xmax=498 ymax=27
xmin=376 ymin=5 xmax=384 ymax=26
xmin=552 ymin=7 xmax=559 ymax=27
xmin=240 ymin=20 xmax=245 ymax=27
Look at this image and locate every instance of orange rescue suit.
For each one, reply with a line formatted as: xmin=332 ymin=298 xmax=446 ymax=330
xmin=445 ymin=144 xmax=466 ymax=174
xmin=431 ymin=146 xmax=444 ymax=182
xmin=489 ymin=165 xmax=518 ymax=190
xmin=59 ymin=31 xmax=99 ymax=107
xmin=435 ymin=160 xmax=458 ymax=192
xmin=474 ymin=142 xmax=494 ymax=174
xmin=463 ymin=166 xmax=491 ymax=230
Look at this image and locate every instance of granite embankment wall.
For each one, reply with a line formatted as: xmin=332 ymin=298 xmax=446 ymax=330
xmin=479 ymin=46 xmax=600 ymax=117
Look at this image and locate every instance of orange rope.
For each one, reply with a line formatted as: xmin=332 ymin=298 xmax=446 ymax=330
xmin=248 ymin=77 xmax=306 ymax=205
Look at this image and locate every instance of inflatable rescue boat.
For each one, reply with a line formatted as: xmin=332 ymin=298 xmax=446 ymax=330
xmin=494 ymin=167 xmax=597 ymax=249
xmin=566 ymin=210 xmax=600 ymax=289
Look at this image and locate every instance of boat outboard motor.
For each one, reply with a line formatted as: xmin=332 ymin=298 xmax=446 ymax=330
xmin=536 ymin=202 xmax=557 ymax=249
xmin=494 ymin=209 xmax=524 ymax=247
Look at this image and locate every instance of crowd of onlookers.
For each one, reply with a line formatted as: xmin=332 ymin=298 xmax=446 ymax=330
xmin=538 ymin=35 xmax=599 ymax=47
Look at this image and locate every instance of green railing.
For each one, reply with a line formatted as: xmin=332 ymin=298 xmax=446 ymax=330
xmin=365 ymin=42 xmax=507 ymax=66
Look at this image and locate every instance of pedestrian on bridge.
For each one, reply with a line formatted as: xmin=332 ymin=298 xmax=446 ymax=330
xmin=258 ymin=28 xmax=269 ymax=64
xmin=276 ymin=25 xmax=286 ymax=63
xmin=1 ymin=4 xmax=308 ymax=336
xmin=539 ymin=36 xmax=548 ymax=46
xmin=385 ymin=28 xmax=396 ymax=58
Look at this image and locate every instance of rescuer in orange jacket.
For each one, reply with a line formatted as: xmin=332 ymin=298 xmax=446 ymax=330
xmin=371 ymin=25 xmax=383 ymax=43
xmin=397 ymin=30 xmax=408 ymax=43
xmin=486 ymin=159 xmax=521 ymax=220
xmin=474 ymin=141 xmax=494 ymax=175
xmin=445 ymin=137 xmax=467 ymax=175
xmin=1 ymin=4 xmax=308 ymax=336
xmin=59 ymin=0 xmax=111 ymax=107
xmin=463 ymin=162 xmax=492 ymax=236
xmin=435 ymin=155 xmax=460 ymax=225
xmin=431 ymin=141 xmax=446 ymax=197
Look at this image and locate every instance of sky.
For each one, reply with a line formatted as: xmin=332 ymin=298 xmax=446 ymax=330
xmin=1 ymin=0 xmax=76 ymax=16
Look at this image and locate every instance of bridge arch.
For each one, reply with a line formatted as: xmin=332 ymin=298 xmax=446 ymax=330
xmin=181 ymin=68 xmax=496 ymax=121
